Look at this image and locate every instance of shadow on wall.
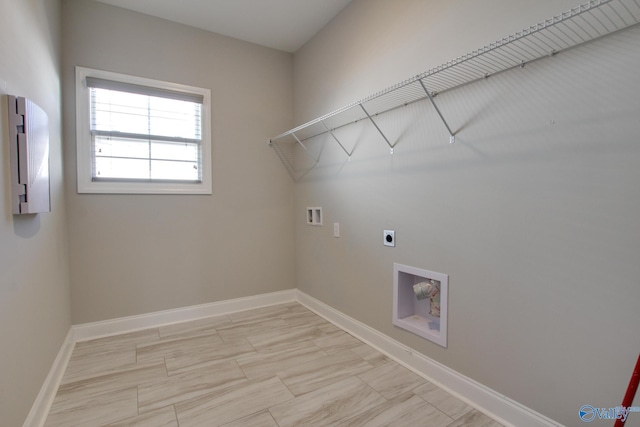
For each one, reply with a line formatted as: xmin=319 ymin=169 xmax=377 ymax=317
xmin=1 ymin=94 xmax=10 ymax=223
xmin=276 ymin=26 xmax=640 ymax=183
xmin=14 ymin=214 xmax=42 ymax=238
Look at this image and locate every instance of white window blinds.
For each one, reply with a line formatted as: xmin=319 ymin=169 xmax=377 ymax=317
xmin=87 ymin=77 xmax=204 ymax=183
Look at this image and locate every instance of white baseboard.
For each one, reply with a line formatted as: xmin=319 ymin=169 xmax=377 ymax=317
xmin=25 ymin=289 xmax=296 ymax=427
xmin=72 ymin=289 xmax=297 ymax=342
xmin=23 ymin=329 xmax=75 ymax=427
xmin=27 ymin=288 xmax=560 ymax=427
xmin=295 ymin=289 xmax=562 ymax=427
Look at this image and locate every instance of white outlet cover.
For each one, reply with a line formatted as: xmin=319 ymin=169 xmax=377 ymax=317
xmin=384 ymin=230 xmax=395 ymax=247
xmin=307 ymin=207 xmax=323 ymax=226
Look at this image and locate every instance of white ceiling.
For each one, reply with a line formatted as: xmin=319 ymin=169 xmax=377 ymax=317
xmin=94 ymin=0 xmax=353 ymax=53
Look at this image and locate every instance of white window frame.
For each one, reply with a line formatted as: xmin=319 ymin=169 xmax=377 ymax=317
xmin=75 ymin=66 xmax=212 ymax=194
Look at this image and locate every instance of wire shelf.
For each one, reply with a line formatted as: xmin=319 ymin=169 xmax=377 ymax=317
xmin=269 ymin=0 xmax=640 ymax=179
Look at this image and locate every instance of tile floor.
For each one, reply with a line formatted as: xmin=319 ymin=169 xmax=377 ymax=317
xmin=44 ymin=302 xmax=503 ymax=427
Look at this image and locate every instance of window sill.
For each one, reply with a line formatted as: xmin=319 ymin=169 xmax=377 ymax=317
xmin=77 ymin=179 xmax=212 ymax=195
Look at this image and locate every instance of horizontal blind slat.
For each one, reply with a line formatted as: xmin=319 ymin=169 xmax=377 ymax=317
xmin=91 ymin=130 xmax=201 ymax=144
xmin=92 ymin=177 xmax=202 ymax=184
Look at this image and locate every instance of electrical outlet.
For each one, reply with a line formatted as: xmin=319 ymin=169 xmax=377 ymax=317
xmin=306 ymin=207 xmax=323 ymax=226
xmin=384 ymin=230 xmax=395 ymax=247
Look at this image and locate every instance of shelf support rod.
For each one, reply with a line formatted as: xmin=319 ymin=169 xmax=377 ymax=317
xmin=292 ymin=132 xmax=320 ymax=164
xmin=359 ymin=104 xmax=394 ymax=154
xmin=419 ymin=79 xmax=456 ymax=144
xmin=321 ymin=121 xmax=351 ymax=161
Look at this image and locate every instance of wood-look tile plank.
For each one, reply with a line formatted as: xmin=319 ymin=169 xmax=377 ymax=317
xmin=246 ymin=323 xmax=324 ymax=351
xmin=336 ymin=393 xmax=453 ymax=427
xmin=268 ymin=376 xmax=387 ymax=427
xmin=216 ymin=317 xmax=288 ymax=342
xmin=219 ymin=410 xmax=279 ymax=427
xmin=357 ymin=360 xmax=426 ymax=399
xmin=280 ymin=309 xmax=329 ymax=327
xmin=138 ymin=359 xmax=247 ymax=414
xmin=278 ymin=349 xmax=375 ymax=396
xmin=316 ymin=321 xmax=343 ymax=334
xmin=413 ymin=382 xmax=473 ymax=420
xmin=44 ymin=387 xmax=138 ymax=427
xmin=236 ymin=340 xmax=327 ymax=380
xmin=312 ymin=330 xmax=362 ymax=351
xmin=164 ymin=337 xmax=256 ymax=375
xmin=44 ymin=303 xmax=504 ymax=427
xmin=61 ymin=329 xmax=160 ymax=385
xmin=158 ymin=315 xmax=231 ymax=340
xmin=57 ymin=361 xmax=166 ymax=396
xmin=103 ymin=405 xmax=178 ymax=427
xmin=348 ymin=342 xmax=389 ymax=367
xmin=446 ymin=409 xmax=504 ymax=427
xmin=61 ymin=345 xmax=137 ymax=385
xmin=73 ymin=328 xmax=160 ymax=353
xmin=175 ymin=377 xmax=294 ymax=427
xmin=136 ymin=333 xmax=224 ymax=363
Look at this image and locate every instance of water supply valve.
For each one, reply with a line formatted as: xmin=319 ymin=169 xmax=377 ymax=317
xmin=413 ymin=280 xmax=441 ymax=317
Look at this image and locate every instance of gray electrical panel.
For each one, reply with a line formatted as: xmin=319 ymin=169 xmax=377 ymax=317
xmin=7 ymin=95 xmax=50 ymax=214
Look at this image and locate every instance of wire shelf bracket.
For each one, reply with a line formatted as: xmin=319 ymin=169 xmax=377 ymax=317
xmin=321 ymin=121 xmax=352 ymax=160
xmin=359 ymin=104 xmax=395 ymax=154
xmin=418 ymin=78 xmax=456 ymax=144
xmin=269 ymin=0 xmax=640 ymax=178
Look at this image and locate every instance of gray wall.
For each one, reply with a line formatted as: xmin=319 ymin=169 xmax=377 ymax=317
xmin=293 ymin=0 xmax=640 ymax=425
xmin=0 ymin=0 xmax=71 ymax=425
xmin=62 ymin=0 xmax=295 ymax=323
xmin=3 ymin=1 xmax=637 ymax=425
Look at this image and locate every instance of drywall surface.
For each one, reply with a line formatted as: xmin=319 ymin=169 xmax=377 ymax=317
xmin=292 ymin=0 xmax=640 ymax=425
xmin=0 ymin=0 xmax=71 ymax=425
xmin=62 ymin=0 xmax=295 ymax=323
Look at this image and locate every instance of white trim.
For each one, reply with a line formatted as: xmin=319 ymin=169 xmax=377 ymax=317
xmin=72 ymin=289 xmax=296 ymax=342
xmin=74 ymin=66 xmax=212 ymax=195
xmin=22 ymin=330 xmax=75 ymax=427
xmin=25 ymin=290 xmax=296 ymax=426
xmin=393 ymin=263 xmax=448 ymax=348
xmin=295 ymin=289 xmax=563 ymax=427
xmin=27 ymin=289 xmax=560 ymax=427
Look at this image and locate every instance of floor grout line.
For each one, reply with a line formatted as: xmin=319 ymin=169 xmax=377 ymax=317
xmin=44 ymin=302 xmax=502 ymax=427
xmin=173 ymin=404 xmax=179 ymax=427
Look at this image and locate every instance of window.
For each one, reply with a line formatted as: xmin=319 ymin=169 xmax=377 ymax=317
xmin=75 ymin=67 xmax=211 ymax=194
